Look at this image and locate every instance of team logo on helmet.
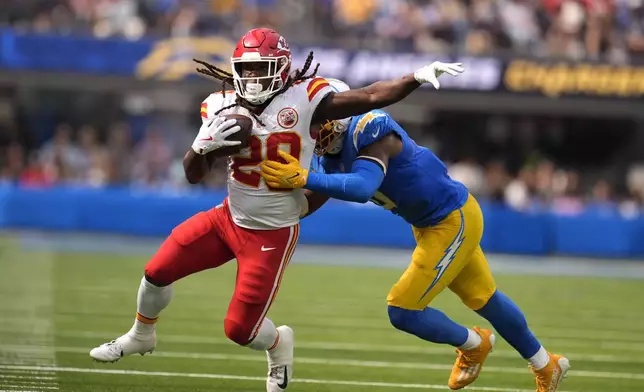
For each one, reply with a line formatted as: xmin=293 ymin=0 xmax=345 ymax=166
xmin=277 ymin=36 xmax=290 ymax=52
xmin=277 ymin=107 xmax=298 ymax=129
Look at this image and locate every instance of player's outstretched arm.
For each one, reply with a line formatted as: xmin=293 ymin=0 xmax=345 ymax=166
xmin=312 ymin=62 xmax=464 ymax=122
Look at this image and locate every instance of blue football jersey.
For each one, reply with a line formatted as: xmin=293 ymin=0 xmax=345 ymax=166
xmin=319 ymin=110 xmax=468 ymax=228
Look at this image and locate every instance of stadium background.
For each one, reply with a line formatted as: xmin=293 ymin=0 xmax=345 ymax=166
xmin=0 ymin=1 xmax=643 ymax=392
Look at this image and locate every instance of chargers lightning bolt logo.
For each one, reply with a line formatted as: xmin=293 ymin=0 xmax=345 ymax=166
xmin=418 ymin=209 xmax=466 ymax=303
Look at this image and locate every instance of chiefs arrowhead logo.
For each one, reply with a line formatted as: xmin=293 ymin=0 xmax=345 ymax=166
xmin=277 ymin=107 xmax=298 ymax=129
xmin=277 ymin=36 xmax=290 ymax=52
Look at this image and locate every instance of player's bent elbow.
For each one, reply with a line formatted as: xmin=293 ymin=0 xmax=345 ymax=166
xmin=182 ymin=150 xmax=209 ymax=184
xmin=183 ymin=168 xmax=203 ymax=184
xmin=349 ymin=185 xmax=377 ymax=203
xmin=185 ymin=175 xmax=202 ymax=185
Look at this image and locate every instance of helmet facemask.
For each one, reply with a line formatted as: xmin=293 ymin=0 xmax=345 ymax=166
xmin=231 ymin=56 xmax=289 ymax=105
xmin=315 ymin=118 xmax=349 ymax=156
xmin=314 ymin=78 xmax=352 ymax=156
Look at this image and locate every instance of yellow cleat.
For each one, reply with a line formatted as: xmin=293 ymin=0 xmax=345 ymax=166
xmin=448 ymin=327 xmax=495 ymax=390
xmin=531 ymin=353 xmax=570 ymax=392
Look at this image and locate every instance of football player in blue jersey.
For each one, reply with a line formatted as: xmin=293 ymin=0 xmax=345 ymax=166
xmin=259 ymin=79 xmax=570 ymax=392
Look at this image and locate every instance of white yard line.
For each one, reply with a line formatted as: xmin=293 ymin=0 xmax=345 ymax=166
xmin=0 ymin=376 xmax=57 ymax=381
xmin=3 ymin=345 xmax=643 ymax=381
xmin=0 ymin=365 xmax=569 ymax=392
xmin=53 ymin=329 xmax=644 ymax=363
xmin=0 ymin=250 xmax=58 ymax=392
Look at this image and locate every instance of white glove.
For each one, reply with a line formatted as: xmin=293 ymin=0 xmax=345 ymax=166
xmin=414 ymin=62 xmax=465 ymax=90
xmin=191 ymin=117 xmax=242 ymax=155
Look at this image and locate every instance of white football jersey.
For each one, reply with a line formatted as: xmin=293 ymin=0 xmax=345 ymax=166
xmin=200 ymin=77 xmax=334 ymax=230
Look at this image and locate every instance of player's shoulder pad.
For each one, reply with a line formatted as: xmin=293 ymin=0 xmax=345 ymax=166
xmin=287 ymin=76 xmax=334 ymax=110
xmin=200 ymin=90 xmax=235 ymax=122
xmin=351 ymin=110 xmax=392 ymax=151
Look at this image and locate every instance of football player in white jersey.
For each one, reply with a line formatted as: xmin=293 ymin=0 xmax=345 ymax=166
xmin=89 ymin=27 xmax=464 ymax=391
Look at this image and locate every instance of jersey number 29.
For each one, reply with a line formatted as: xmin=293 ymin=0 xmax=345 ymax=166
xmin=231 ymin=132 xmax=302 ymax=191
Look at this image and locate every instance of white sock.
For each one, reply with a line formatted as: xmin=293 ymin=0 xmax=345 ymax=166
xmin=459 ymin=328 xmax=483 ymax=350
xmin=130 ymin=277 xmax=173 ymax=338
xmin=247 ymin=318 xmax=278 ymax=351
xmin=528 ymin=346 xmax=549 ymax=370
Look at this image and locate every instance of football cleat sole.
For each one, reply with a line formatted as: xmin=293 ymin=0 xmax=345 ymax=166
xmin=90 ymin=348 xmax=154 ymax=364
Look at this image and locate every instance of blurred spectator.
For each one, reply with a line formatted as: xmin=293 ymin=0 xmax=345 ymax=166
xmin=587 ymin=178 xmax=619 ymax=215
xmin=483 ymin=161 xmax=510 ymax=203
xmin=505 ymin=166 xmax=538 ymax=211
xmin=107 ymin=123 xmax=134 ymax=185
xmin=77 ymin=125 xmax=110 ymax=187
xmin=20 ymin=153 xmax=54 ymax=188
xmin=39 ymin=123 xmax=84 ymax=183
xmin=131 ymin=128 xmax=173 ymax=188
xmin=0 ymin=143 xmax=26 ymax=182
xmin=551 ymin=170 xmax=585 ymax=216
xmin=449 ymin=158 xmax=485 ymax=197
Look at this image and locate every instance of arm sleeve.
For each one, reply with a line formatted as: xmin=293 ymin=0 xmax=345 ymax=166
xmin=304 ymin=158 xmax=385 ymax=203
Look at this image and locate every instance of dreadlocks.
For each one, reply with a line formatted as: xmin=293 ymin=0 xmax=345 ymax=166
xmin=193 ymin=51 xmax=320 ymax=125
xmin=278 ymin=51 xmax=320 ymax=94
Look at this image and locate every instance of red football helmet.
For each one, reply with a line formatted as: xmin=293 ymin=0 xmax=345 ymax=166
xmin=231 ymin=28 xmax=292 ymax=105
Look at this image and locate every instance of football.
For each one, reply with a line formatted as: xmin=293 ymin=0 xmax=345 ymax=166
xmin=208 ymin=114 xmax=253 ymax=157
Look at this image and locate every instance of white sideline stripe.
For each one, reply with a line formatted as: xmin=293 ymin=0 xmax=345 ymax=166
xmin=0 ymin=365 xmax=564 ymax=392
xmin=0 ymin=386 xmax=58 ymax=390
xmin=24 ymin=346 xmax=644 ymax=381
xmin=54 ymin=330 xmax=644 ymax=364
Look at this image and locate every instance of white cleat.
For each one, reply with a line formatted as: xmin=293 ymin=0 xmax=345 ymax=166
xmin=89 ymin=332 xmax=156 ymax=363
xmin=266 ymin=325 xmax=294 ymax=392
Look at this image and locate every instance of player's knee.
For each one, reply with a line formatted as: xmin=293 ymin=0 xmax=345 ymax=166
xmin=461 ymin=288 xmax=496 ymax=310
xmin=224 ymin=318 xmax=253 ymax=346
xmin=387 ymin=305 xmax=415 ymax=332
xmin=144 ymin=260 xmax=174 ymax=287
xmin=144 ymin=238 xmax=184 ymax=286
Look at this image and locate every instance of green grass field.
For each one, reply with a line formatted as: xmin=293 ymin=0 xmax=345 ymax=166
xmin=1 ymin=238 xmax=643 ymax=392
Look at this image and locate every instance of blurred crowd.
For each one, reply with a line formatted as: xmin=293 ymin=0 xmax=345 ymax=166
xmin=321 ymin=0 xmax=644 ymax=62
xmin=3 ymin=0 xmax=644 ymax=63
xmin=1 ymin=120 xmax=644 ymax=218
xmin=449 ymin=158 xmax=644 ymax=218
xmin=0 ymin=121 xmax=228 ymax=191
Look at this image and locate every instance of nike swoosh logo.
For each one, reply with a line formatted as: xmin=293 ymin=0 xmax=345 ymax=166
xmin=372 ymin=128 xmax=380 ymax=138
xmin=261 ymin=246 xmax=276 ymax=252
xmin=277 ymin=366 xmax=288 ymax=389
xmin=287 ymin=173 xmax=300 ymax=179
xmin=199 ymin=136 xmax=213 ymax=141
